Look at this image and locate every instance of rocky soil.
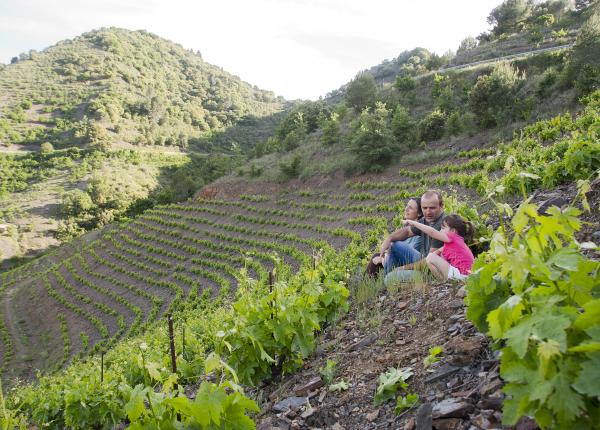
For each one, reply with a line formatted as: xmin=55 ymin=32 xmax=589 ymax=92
xmin=252 ymin=280 xmax=535 ymax=430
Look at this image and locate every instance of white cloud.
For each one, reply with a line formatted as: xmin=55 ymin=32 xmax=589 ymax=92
xmin=0 ymin=0 xmax=500 ymax=99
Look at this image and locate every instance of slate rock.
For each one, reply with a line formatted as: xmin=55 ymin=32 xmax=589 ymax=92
xmin=294 ymin=376 xmax=324 ymax=396
xmin=432 ymin=418 xmax=464 ymax=430
xmin=425 ymin=364 xmax=460 ymax=384
xmin=432 ymin=398 xmax=474 ymax=419
xmin=415 ymin=403 xmax=433 ymax=430
xmin=272 ymin=397 xmax=307 ymax=413
xmin=344 ymin=334 xmax=377 ymax=352
xmin=446 ymin=335 xmax=485 ymax=365
xmin=404 ymin=417 xmax=416 ymax=430
xmin=366 ymin=410 xmax=379 ymax=422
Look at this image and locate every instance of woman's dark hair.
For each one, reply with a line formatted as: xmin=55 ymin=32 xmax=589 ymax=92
xmin=409 ymin=197 xmax=423 ymax=218
xmin=443 ymin=214 xmax=475 ymax=243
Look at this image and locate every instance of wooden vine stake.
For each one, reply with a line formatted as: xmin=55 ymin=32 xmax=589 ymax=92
xmin=268 ymin=271 xmax=275 ymax=320
xmin=100 ymin=350 xmax=104 ymax=384
xmin=167 ymin=314 xmax=178 ymax=388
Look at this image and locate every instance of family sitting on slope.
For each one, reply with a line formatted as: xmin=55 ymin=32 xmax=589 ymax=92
xmin=367 ymin=190 xmax=475 ymax=284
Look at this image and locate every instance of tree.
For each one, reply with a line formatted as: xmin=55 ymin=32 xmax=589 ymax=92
xmin=419 ymin=109 xmax=447 ymax=142
xmin=321 ymin=113 xmax=340 ymax=146
xmin=87 ymin=123 xmax=113 ymax=151
xmin=469 ymin=63 xmax=525 ymax=128
xmin=575 ymin=0 xmax=594 ymax=10
xmin=569 ymin=12 xmax=600 ymax=95
xmin=346 ymin=73 xmax=377 ymax=112
xmin=457 ymin=37 xmax=478 ymax=53
xmin=350 ymin=102 xmax=397 ymax=172
xmin=391 ymin=105 xmax=416 ymax=147
xmin=488 ymin=0 xmax=534 ymax=35
xmin=61 ymin=190 xmax=94 ymax=217
xmin=394 ymin=76 xmax=416 ymax=92
xmin=40 ymin=142 xmax=54 ymax=154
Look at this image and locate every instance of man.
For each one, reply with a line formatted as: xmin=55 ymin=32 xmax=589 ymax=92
xmin=379 ymin=190 xmax=445 ymax=284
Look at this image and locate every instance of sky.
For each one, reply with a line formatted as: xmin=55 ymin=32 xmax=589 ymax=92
xmin=0 ymin=0 xmax=502 ymax=100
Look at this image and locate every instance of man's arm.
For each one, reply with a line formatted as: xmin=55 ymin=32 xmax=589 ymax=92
xmin=379 ymin=226 xmax=414 ymax=255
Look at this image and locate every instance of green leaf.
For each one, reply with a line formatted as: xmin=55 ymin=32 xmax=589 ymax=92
xmin=573 ymin=352 xmax=600 ymax=398
xmin=574 ymin=299 xmax=600 ymax=331
xmin=192 ymin=382 xmax=227 ymax=426
xmin=546 ymin=247 xmax=581 ymax=271
xmin=532 ymin=313 xmax=571 ymax=352
xmin=505 ymin=315 xmax=534 ymax=358
xmin=547 ymin=372 xmax=585 ymax=424
xmin=145 ymin=361 xmax=162 ymax=382
xmin=374 ymin=367 xmax=413 ymax=406
xmin=487 ymin=295 xmax=524 ymax=339
xmin=329 ymin=380 xmax=349 ymax=392
xmin=124 ymin=384 xmax=147 ymax=422
xmin=569 ymin=341 xmax=600 ymax=353
xmin=395 ymin=393 xmax=419 ymax=415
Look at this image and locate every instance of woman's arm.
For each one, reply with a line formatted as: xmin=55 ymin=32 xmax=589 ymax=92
xmin=379 ymin=226 xmax=414 ymax=255
xmin=403 ymin=219 xmax=449 ymax=243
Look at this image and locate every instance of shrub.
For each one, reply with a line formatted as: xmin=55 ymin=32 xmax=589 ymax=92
xmin=445 ymin=111 xmax=464 ymax=136
xmin=350 ymin=102 xmax=397 ymax=172
xmin=61 ymin=190 xmax=94 ymax=217
xmin=418 ymin=109 xmax=446 ymax=142
xmin=468 ymin=63 xmax=525 ymax=128
xmin=569 ymin=12 xmax=600 ymax=96
xmin=346 ymin=73 xmax=377 ymax=112
xmin=394 ymin=76 xmax=416 ymax=92
xmin=321 ymin=113 xmax=340 ymax=146
xmin=391 ymin=105 xmax=416 ymax=147
xmin=40 ymin=142 xmax=54 ymax=154
xmin=280 ymin=155 xmax=302 ymax=178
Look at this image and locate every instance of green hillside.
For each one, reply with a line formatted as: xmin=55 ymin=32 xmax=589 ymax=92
xmin=0 ymin=27 xmax=284 ymax=152
xmin=0 ymin=28 xmax=285 ymax=268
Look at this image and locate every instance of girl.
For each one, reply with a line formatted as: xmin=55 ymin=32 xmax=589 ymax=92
xmin=403 ymin=214 xmax=474 ymax=281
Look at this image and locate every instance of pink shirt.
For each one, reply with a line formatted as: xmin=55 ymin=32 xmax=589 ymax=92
xmin=442 ymin=232 xmax=474 ymax=275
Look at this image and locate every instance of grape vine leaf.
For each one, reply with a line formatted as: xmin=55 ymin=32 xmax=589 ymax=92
xmin=573 ymin=352 xmax=600 ymax=398
xmin=124 ymin=384 xmax=147 ymax=422
xmin=192 ymin=383 xmax=227 ymax=426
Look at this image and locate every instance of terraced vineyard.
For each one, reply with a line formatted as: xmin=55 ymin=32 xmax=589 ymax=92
xmin=0 ymin=143 xmax=503 ymax=378
xmin=0 ymin=184 xmax=399 ymax=380
xmin=2 ymin=88 xmax=598 ymax=379
xmin=0 ymin=88 xmax=598 ymax=428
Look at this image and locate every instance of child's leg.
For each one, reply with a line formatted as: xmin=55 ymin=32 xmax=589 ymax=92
xmin=425 ymin=253 xmax=450 ymax=281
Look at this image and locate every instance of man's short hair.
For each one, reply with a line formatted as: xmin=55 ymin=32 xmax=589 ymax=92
xmin=421 ymin=190 xmax=443 ymax=207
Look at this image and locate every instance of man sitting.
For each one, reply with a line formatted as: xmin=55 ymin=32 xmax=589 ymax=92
xmin=379 ymin=190 xmax=445 ymax=284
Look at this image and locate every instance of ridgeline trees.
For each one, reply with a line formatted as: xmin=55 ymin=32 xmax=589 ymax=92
xmin=488 ymin=0 xmax=534 ymax=35
xmin=346 ymin=74 xmax=377 ymax=112
xmin=570 ymin=11 xmax=600 ymax=95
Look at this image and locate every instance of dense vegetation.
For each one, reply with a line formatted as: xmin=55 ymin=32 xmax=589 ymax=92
xmin=239 ymin=1 xmax=598 ymax=177
xmin=1 ymin=28 xmax=284 ymax=152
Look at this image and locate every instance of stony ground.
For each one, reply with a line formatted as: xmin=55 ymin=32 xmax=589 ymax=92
xmin=252 ymin=279 xmax=526 ymax=430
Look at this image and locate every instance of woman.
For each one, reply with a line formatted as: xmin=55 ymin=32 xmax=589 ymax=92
xmin=365 ymin=198 xmax=423 ymax=277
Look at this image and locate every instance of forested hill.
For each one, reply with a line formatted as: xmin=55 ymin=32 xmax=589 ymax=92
xmin=0 ymin=27 xmax=285 ymax=153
